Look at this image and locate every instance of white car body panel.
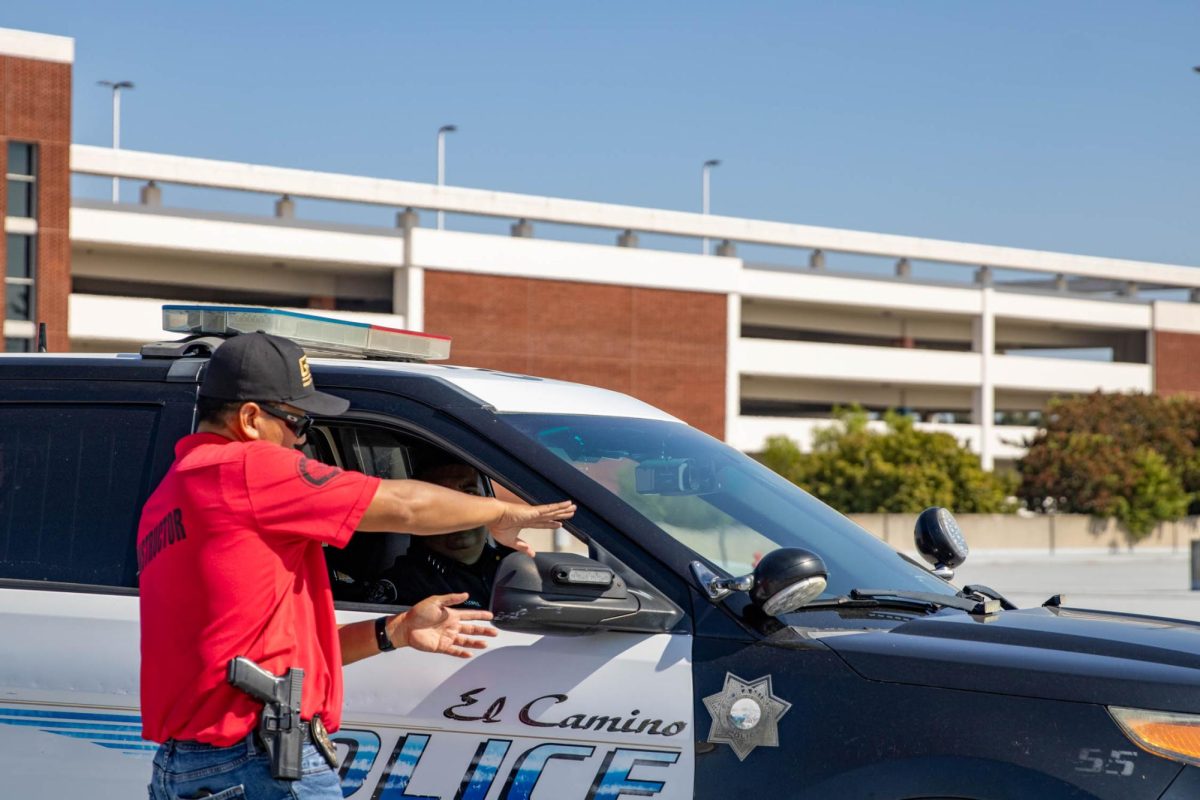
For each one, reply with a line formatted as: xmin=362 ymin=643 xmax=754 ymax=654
xmin=317 ymin=359 xmax=683 ymax=421
xmin=0 ymin=591 xmax=694 ymax=798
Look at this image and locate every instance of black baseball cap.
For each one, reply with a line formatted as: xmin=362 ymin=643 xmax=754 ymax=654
xmin=199 ymin=332 xmax=350 ymax=415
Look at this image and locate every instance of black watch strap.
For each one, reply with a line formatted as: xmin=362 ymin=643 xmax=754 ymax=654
xmin=375 ymin=615 xmax=396 ymax=652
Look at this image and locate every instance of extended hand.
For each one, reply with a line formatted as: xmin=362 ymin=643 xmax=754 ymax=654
xmin=398 ymin=594 xmax=498 ymax=658
xmin=490 ymin=499 xmax=576 ymax=556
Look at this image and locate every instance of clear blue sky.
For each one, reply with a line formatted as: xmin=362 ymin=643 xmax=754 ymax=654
xmin=6 ymin=1 xmax=1200 ymax=266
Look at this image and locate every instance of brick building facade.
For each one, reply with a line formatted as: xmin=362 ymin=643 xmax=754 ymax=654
xmin=9 ymin=23 xmax=1200 ymax=458
xmin=1 ymin=31 xmax=72 ymax=352
xmin=424 ymin=271 xmax=728 ymax=437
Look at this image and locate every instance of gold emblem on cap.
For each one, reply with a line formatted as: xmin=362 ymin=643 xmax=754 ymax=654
xmin=298 ymin=355 xmax=313 ymax=387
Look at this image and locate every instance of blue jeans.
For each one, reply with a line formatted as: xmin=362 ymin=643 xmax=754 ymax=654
xmin=149 ymin=734 xmax=342 ymax=800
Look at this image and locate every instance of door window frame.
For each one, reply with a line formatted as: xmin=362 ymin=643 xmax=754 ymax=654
xmin=316 ymin=396 xmax=692 ymax=631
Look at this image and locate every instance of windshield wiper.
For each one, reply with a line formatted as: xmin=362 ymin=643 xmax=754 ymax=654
xmin=800 ymin=589 xmax=1001 ymax=616
xmin=852 ymin=588 xmax=1001 ymax=615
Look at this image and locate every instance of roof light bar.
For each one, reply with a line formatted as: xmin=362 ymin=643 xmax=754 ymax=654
xmin=162 ymin=305 xmax=451 ymax=361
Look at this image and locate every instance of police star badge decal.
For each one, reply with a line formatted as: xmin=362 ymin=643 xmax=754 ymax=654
xmin=702 ymin=672 xmax=791 ymax=761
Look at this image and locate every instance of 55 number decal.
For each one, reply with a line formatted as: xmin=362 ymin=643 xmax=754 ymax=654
xmin=1074 ymin=748 xmax=1138 ymax=777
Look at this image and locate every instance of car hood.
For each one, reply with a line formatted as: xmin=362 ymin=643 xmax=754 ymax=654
xmin=815 ymin=606 xmax=1200 ymax=713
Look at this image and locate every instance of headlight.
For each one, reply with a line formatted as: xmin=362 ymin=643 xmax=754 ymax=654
xmin=1110 ymin=706 xmax=1200 ymax=768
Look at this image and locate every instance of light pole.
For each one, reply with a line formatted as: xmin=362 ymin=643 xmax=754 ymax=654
xmin=701 ymin=159 xmax=720 ymax=254
xmin=436 ymin=124 xmax=457 ymax=230
xmin=98 ymin=81 xmax=134 ymax=203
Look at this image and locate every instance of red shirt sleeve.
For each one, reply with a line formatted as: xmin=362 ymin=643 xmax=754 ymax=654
xmin=242 ymin=443 xmax=381 ymax=547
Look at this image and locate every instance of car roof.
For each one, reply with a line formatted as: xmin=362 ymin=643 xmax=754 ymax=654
xmin=311 ymin=358 xmax=682 ymax=422
xmin=0 ymin=352 xmax=682 ymax=423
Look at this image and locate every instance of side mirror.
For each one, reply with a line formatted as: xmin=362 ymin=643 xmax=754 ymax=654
xmin=490 ymin=552 xmax=681 ymax=634
xmin=691 ymin=547 xmax=829 ymax=617
xmin=914 ymin=506 xmax=969 ymax=580
xmin=751 ymin=548 xmax=829 ymax=615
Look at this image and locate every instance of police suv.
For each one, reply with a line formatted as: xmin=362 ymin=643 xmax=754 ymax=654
xmin=1 ymin=305 xmax=1199 ymax=799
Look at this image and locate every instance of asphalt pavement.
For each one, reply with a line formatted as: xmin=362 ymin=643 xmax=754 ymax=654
xmin=950 ymin=549 xmax=1200 ymax=622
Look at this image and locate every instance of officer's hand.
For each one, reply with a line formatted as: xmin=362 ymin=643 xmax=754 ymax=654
xmin=490 ymin=500 xmax=576 ymax=557
xmin=399 ymin=593 xmax=498 ymax=658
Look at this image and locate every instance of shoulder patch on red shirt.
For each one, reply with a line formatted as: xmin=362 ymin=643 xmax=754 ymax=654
xmin=297 ymin=456 xmax=343 ymax=487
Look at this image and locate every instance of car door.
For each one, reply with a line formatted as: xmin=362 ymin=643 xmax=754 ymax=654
xmin=0 ymin=375 xmax=197 ymax=796
xmin=317 ymin=391 xmax=697 ymax=800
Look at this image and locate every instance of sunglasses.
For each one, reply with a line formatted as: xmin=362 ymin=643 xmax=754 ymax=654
xmin=257 ymin=403 xmax=314 ymax=439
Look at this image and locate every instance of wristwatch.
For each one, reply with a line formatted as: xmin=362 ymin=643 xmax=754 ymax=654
xmin=375 ymin=615 xmax=396 ymax=652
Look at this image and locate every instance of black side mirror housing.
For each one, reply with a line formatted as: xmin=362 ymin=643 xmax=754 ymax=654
xmin=750 ymin=548 xmax=828 ymax=615
xmin=691 ymin=547 xmax=829 ymax=617
xmin=490 ymin=552 xmax=681 ymax=634
xmin=914 ymin=506 xmax=969 ymax=579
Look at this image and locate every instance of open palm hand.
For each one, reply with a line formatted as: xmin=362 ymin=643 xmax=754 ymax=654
xmin=489 ymin=499 xmax=576 ymax=556
xmin=401 ymin=593 xmax=497 ymax=658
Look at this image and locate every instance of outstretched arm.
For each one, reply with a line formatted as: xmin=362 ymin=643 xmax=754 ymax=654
xmin=340 ymin=593 xmax=497 ymax=665
xmin=357 ymin=479 xmax=575 ymax=556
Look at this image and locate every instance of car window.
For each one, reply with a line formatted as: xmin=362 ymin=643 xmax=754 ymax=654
xmin=0 ymin=403 xmax=162 ymax=588
xmin=498 ymin=413 xmax=955 ymax=600
xmin=316 ymin=421 xmax=586 ymax=608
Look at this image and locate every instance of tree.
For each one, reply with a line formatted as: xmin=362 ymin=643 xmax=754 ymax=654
xmin=761 ymin=406 xmax=1016 ymax=514
xmin=1017 ymin=392 xmax=1198 ymax=542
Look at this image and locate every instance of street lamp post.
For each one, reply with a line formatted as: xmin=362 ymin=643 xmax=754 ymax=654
xmin=701 ymin=159 xmax=720 ymax=254
xmin=436 ymin=124 xmax=457 ymax=231
xmin=98 ymin=81 xmax=134 ymax=203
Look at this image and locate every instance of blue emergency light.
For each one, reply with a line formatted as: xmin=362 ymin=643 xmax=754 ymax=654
xmin=161 ymin=305 xmax=451 ymax=361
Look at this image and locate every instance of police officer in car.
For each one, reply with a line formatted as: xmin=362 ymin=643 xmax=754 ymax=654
xmin=137 ymin=332 xmax=575 ymax=800
xmin=366 ymin=459 xmax=515 ymax=609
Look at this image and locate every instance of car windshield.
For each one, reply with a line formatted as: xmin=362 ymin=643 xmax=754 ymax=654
xmin=500 ymin=413 xmax=955 ymax=600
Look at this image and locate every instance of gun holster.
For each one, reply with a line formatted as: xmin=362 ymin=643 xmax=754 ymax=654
xmin=226 ymin=656 xmax=305 ymax=780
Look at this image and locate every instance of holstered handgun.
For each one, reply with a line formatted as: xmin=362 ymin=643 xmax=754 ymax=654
xmin=226 ymin=656 xmax=304 ymax=780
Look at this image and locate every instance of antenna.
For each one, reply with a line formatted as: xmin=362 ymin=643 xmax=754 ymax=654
xmin=37 ymin=322 xmax=47 ymax=353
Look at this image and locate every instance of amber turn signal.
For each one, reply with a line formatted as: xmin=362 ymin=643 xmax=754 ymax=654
xmin=1110 ymin=707 xmax=1200 ymax=768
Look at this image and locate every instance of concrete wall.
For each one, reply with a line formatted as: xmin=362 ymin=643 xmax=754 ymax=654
xmin=850 ymin=512 xmax=1200 ymax=553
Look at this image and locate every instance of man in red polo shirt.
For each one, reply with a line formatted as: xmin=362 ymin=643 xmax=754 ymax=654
xmin=138 ymin=332 xmax=575 ymax=800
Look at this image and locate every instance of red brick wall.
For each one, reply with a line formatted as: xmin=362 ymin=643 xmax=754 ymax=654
xmin=0 ymin=55 xmax=72 ymax=351
xmin=424 ymin=271 xmax=728 ymax=438
xmin=1154 ymin=331 xmax=1200 ymax=397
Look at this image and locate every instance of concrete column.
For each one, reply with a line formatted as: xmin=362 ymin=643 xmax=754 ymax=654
xmin=975 ymin=265 xmax=993 ymax=286
xmin=617 ymin=229 xmax=639 ymax=248
xmin=139 ymin=180 xmax=162 ymax=207
xmin=716 ymin=240 xmax=736 ymax=257
xmin=725 ymin=291 xmax=742 ymax=445
xmin=1121 ymin=281 xmax=1138 ymax=298
xmin=972 ymin=286 xmax=996 ymax=470
xmin=1148 ymin=302 xmax=1158 ymax=391
xmin=511 ymin=219 xmax=533 ymax=238
xmin=394 ymin=208 xmax=423 ymax=331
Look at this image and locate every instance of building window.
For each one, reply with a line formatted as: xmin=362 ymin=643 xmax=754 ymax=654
xmin=5 ymin=234 xmax=34 ymax=321
xmin=4 ymin=337 xmax=31 ymax=353
xmin=6 ymin=142 xmax=37 ymax=219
